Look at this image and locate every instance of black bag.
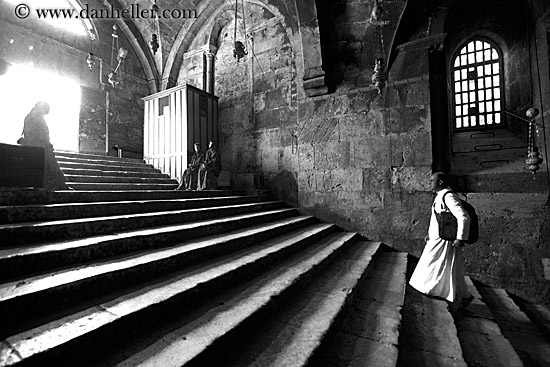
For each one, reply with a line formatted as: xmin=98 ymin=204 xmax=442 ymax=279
xmin=435 ymin=191 xmax=479 ymax=244
xmin=436 ymin=211 xmax=458 ymax=241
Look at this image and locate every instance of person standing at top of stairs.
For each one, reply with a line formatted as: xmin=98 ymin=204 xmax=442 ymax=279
xmin=18 ymin=101 xmax=68 ymax=191
xmin=409 ymin=172 xmax=474 ymax=312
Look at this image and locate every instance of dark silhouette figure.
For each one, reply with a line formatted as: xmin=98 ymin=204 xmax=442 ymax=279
xmin=18 ymin=101 xmax=68 ymax=190
xmin=198 ymin=140 xmax=221 ymax=190
xmin=177 ymin=143 xmax=204 ymax=190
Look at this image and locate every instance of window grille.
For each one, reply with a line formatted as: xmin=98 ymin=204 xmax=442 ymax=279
xmin=451 ymin=39 xmax=504 ymax=129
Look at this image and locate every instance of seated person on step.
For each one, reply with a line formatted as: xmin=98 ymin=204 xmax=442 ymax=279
xmin=177 ymin=143 xmax=204 ymax=190
xmin=198 ymin=140 xmax=221 ymax=190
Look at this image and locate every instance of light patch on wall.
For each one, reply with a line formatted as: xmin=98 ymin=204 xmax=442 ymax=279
xmin=0 ymin=64 xmax=81 ymax=152
xmin=543 ymin=258 xmax=550 ymax=281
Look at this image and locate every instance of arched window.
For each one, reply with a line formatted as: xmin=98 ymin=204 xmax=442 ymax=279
xmin=451 ymin=39 xmax=504 ymax=130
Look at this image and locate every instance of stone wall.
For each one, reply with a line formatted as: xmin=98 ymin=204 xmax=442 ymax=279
xmin=202 ymin=4 xmax=301 ymax=199
xmin=205 ymin=1 xmax=434 ymax=246
xmin=79 ymin=87 xmax=107 ymax=154
xmin=465 ymin=193 xmax=550 ymax=304
xmin=79 ymin=87 xmax=146 ymax=158
xmin=296 ymin=76 xmax=433 ymax=247
xmin=207 ymin=0 xmax=549 ymax=305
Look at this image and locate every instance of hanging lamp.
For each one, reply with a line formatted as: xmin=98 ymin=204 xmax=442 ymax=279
xmin=108 ymin=24 xmax=119 ymax=86
xmin=150 ymin=0 xmax=160 ymax=54
xmin=525 ymin=107 xmax=544 ymax=174
xmin=369 ymin=0 xmax=390 ymax=26
xmin=107 ymin=24 xmax=128 ymax=87
xmin=233 ymin=0 xmax=248 ymax=62
xmin=371 ymin=57 xmax=387 ymax=94
xmin=370 ymin=0 xmax=389 ymax=94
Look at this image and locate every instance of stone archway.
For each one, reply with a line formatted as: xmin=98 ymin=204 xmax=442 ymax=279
xmin=160 ymin=0 xmax=312 ymax=94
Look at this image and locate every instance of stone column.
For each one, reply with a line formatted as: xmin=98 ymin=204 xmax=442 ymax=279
xmin=204 ymin=49 xmax=216 ymax=94
xmin=294 ymin=0 xmax=328 ymax=97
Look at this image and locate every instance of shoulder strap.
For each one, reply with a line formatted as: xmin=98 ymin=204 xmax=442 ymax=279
xmin=441 ymin=190 xmax=455 ymax=211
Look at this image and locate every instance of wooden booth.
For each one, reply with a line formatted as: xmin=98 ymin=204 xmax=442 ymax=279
xmin=143 ymin=84 xmax=219 ymax=182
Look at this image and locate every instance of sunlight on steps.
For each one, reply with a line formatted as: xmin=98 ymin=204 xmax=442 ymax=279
xmin=0 ymin=152 xmax=548 ymax=367
xmin=55 ymin=151 xmax=179 ymax=191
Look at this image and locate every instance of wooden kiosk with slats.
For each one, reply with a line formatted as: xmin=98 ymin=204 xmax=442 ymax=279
xmin=142 ymin=84 xmax=219 ymax=182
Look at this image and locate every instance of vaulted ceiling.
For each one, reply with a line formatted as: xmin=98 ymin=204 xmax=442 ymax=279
xmin=106 ymin=0 xmax=296 ymax=92
xmin=2 ymin=0 xmax=549 ymax=97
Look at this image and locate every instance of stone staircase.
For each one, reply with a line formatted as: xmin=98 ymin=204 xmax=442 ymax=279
xmin=0 ymin=153 xmax=549 ymax=367
xmin=55 ymin=151 xmax=179 ymax=190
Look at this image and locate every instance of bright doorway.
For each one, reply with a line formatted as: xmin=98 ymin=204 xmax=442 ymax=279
xmin=0 ymin=64 xmax=81 ymax=152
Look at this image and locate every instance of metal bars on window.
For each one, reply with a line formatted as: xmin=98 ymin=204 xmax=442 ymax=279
xmin=452 ymin=40 xmax=503 ymax=129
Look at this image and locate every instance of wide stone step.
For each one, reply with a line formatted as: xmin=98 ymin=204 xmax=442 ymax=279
xmin=58 ymin=161 xmax=158 ymax=173
xmin=454 ymin=277 xmax=524 ymax=367
xmin=54 ymin=152 xmax=185 ymax=191
xmin=0 ymin=224 xmax=347 ymax=366
xmin=398 ymin=257 xmax=468 ymax=367
xmin=66 ymin=182 xmax=178 ymax=191
xmin=55 ymin=151 xmax=143 ymax=161
xmin=0 ymin=214 xmax=317 ymax=281
xmin=88 ymin=231 xmax=359 ymax=367
xmin=474 ymin=282 xmax=550 ymax=367
xmin=0 ymin=196 xmax=261 ymax=224
xmin=0 ymin=218 xmax=332 ymax=335
xmin=0 ymin=189 xmax=249 ymax=206
xmin=64 ymin=174 xmax=176 ymax=184
xmin=0 ymin=201 xmax=289 ymax=247
xmin=7 ymin=149 xmax=546 ymax=367
xmin=56 ymin=155 xmax=149 ymax=168
xmin=61 ymin=168 xmax=169 ymax=179
xmin=323 ymin=249 xmax=408 ymax=367
xmin=513 ymin=298 xmax=550 ymax=339
xmin=225 ymin=241 xmax=391 ymax=367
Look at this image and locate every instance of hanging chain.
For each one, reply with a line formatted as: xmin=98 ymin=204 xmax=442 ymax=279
xmin=110 ymin=24 xmax=118 ymax=68
xmin=375 ymin=0 xmax=385 ymax=58
xmin=242 ymin=0 xmax=246 ymax=38
xmin=377 ymin=27 xmax=385 ymax=58
xmin=233 ymin=0 xmax=248 ymax=61
xmin=155 ymin=0 xmax=159 ymax=35
xmin=371 ymin=0 xmax=388 ymax=94
xmin=528 ymin=120 xmax=534 ymax=154
xmin=234 ymin=0 xmax=238 ymax=43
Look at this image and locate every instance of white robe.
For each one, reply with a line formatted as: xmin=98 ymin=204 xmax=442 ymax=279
xmin=409 ymin=188 xmax=471 ymax=303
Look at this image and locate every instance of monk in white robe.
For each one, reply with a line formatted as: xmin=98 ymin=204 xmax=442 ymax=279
xmin=409 ymin=172 xmax=474 ymax=310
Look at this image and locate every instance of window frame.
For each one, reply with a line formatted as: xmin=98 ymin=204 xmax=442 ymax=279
xmin=450 ymin=37 xmax=506 ymax=132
